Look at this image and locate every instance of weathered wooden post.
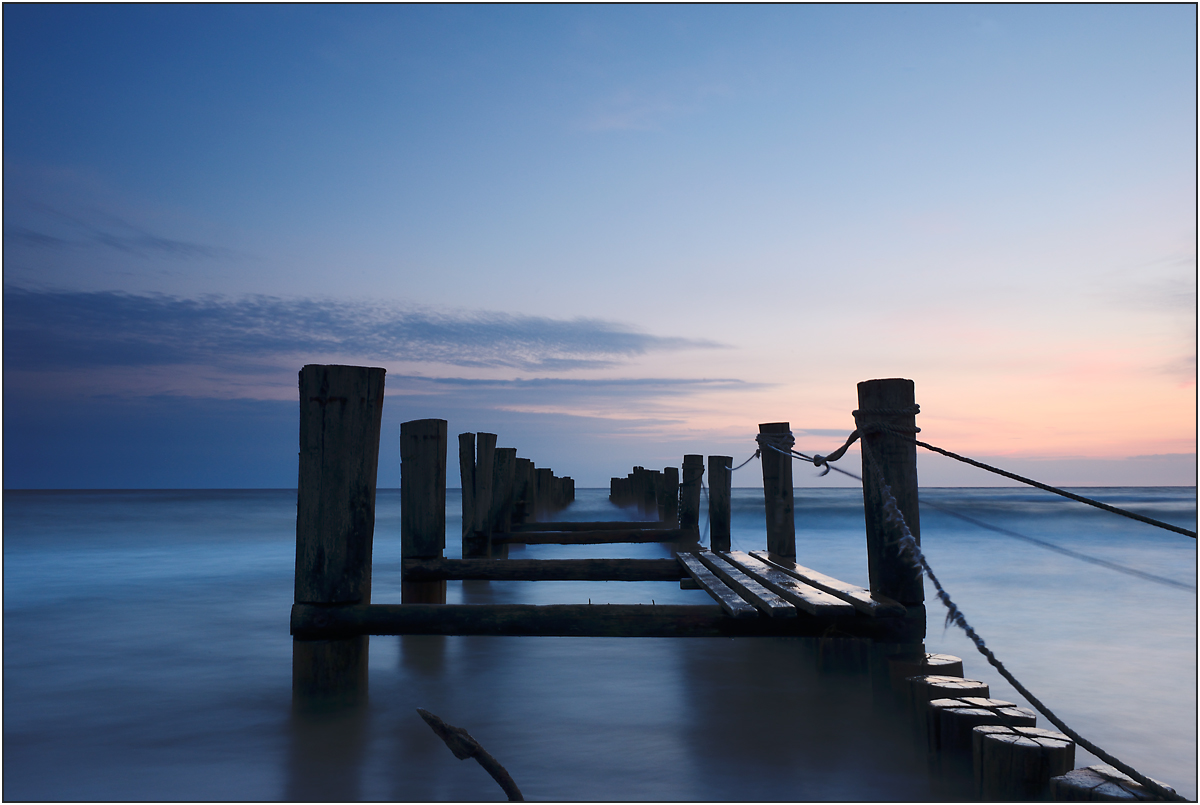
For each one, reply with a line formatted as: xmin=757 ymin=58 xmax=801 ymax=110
xmin=973 ymin=725 xmax=1075 ymax=800
xmin=679 ymin=454 xmax=704 ymax=535
xmin=857 ymin=379 xmax=924 ymax=606
xmin=758 ymin=422 xmax=796 ymax=558
xmin=293 ymin=364 xmax=385 ymax=706
xmin=513 ymin=458 xmax=534 ymax=524
xmin=458 ymin=433 xmax=476 ymax=545
xmin=464 ymin=433 xmax=496 ymax=558
xmin=401 ymin=418 xmax=448 ymax=603
xmin=661 ymin=467 xmax=679 ymax=525
xmin=490 ymin=447 xmax=516 ymax=558
xmin=535 ymin=468 xmax=552 ymax=520
xmin=708 ymin=455 xmax=732 ymax=551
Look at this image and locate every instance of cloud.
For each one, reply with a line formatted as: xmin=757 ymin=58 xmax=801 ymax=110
xmin=3 ymin=287 xmax=724 ymax=372
xmin=4 ymin=220 xmax=237 ymax=260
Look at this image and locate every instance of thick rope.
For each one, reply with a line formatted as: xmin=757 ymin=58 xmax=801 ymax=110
xmin=855 ymin=419 xmax=1196 ymax=539
xmin=857 ymin=437 xmax=1185 ymax=802
xmin=729 ymin=451 xmax=760 ymax=472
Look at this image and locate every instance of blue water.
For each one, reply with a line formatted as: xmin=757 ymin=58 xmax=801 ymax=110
xmin=4 ymin=487 xmax=1195 ymax=800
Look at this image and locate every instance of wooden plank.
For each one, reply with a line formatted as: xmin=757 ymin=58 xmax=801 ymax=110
xmin=749 ymin=551 xmax=906 ymax=616
xmin=402 ymin=557 xmax=685 ymax=582
xmin=722 ymin=551 xmax=854 ymax=616
xmin=494 ymin=528 xmax=693 ymax=545
xmin=512 ymin=520 xmax=672 ymax=532
xmin=695 ymin=552 xmax=797 ymax=619
xmin=676 ymin=554 xmax=758 ymax=619
xmin=292 ymin=603 xmax=920 ymax=640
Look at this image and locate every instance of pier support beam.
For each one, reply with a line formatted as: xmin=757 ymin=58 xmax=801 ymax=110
xmin=293 ymin=364 xmax=385 ymax=707
xmin=708 ymin=455 xmax=732 ymax=551
xmin=857 ymin=379 xmax=924 ymax=606
xmin=402 ymin=418 xmax=448 ymax=603
xmin=679 ymin=455 xmax=704 ymax=535
xmin=759 ymin=422 xmax=796 ymax=558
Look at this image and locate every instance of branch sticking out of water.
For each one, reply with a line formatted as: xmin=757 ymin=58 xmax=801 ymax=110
xmin=417 ymin=708 xmax=524 ymax=801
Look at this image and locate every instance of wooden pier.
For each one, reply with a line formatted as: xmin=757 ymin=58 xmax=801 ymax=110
xmin=288 ymin=365 xmax=1177 ymax=801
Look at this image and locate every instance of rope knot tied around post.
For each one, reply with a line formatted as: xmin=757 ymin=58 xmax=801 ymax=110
xmin=755 ymin=431 xmax=795 ymax=452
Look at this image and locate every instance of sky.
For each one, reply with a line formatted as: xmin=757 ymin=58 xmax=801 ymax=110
xmin=3 ymin=4 xmax=1196 ymax=489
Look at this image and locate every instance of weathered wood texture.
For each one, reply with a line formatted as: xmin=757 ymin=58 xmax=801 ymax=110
xmin=708 ymin=455 xmax=732 ymax=551
xmin=858 ymin=378 xmax=924 ymax=605
xmin=927 ymin=697 xmax=1037 ymax=800
xmin=295 ymin=364 xmax=386 ymax=605
xmin=695 ymin=552 xmax=796 ymax=618
xmin=494 ymin=528 xmax=693 ymax=545
xmin=676 ymin=553 xmax=759 ymax=618
xmin=512 ymin=521 xmax=673 ymax=532
xmin=464 ymin=432 xmax=496 ymax=558
xmin=973 ymin=725 xmax=1075 ymax=800
xmin=679 ymin=454 xmax=704 ymax=532
xmin=907 ymin=674 xmax=990 ymax=707
xmin=458 ymin=433 xmax=476 ymax=541
xmin=292 ymin=603 xmax=921 ymax=640
xmin=401 ymin=418 xmax=448 ymax=604
xmin=490 ymin=448 xmax=517 ymax=538
xmin=535 ymin=468 xmax=552 ymax=518
xmin=758 ymin=422 xmax=796 ymax=557
xmin=722 ymin=551 xmax=854 ymax=615
xmin=888 ymin=652 xmax=964 ymax=690
xmin=750 ymin=551 xmax=906 ymax=616
xmin=402 ymin=557 xmax=685 ymax=581
xmin=512 ymin=458 xmax=534 ymax=525
xmin=292 ymin=635 xmax=369 ymax=708
xmin=1050 ymin=764 xmax=1178 ymax=802
xmin=661 ymin=467 xmax=680 ymax=525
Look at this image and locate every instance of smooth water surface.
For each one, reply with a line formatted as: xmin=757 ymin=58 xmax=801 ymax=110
xmin=4 ymin=487 xmax=1195 ymax=800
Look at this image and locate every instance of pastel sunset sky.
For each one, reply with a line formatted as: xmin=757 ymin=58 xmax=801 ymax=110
xmin=4 ymin=4 xmax=1195 ymax=488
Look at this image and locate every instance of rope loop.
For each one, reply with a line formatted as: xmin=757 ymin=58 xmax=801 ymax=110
xmin=755 ymin=431 xmax=796 ymax=451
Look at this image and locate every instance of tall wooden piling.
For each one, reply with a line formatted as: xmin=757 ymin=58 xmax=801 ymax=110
xmin=401 ymin=418 xmax=448 ymax=603
xmin=464 ymin=433 xmax=496 ymax=558
xmin=680 ymin=454 xmax=704 ymax=534
xmin=661 ymin=467 xmax=679 ymax=525
xmin=294 ymin=364 xmax=385 ymax=706
xmin=708 ymin=455 xmax=732 ymax=551
xmin=857 ymin=378 xmax=924 ymax=606
xmin=458 ymin=433 xmax=476 ymax=543
xmin=490 ymin=448 xmax=516 ymax=558
xmin=758 ymin=422 xmax=796 ymax=558
xmin=514 ymin=458 xmax=534 ymax=524
xmin=535 ymin=468 xmax=552 ymax=519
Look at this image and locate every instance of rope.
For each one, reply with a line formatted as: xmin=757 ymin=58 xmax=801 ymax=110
xmin=855 ymin=419 xmax=1196 ymax=539
xmin=729 ymin=451 xmax=760 ymax=472
xmin=857 ymin=437 xmax=1185 ymax=802
xmin=921 ymin=498 xmax=1195 ymax=593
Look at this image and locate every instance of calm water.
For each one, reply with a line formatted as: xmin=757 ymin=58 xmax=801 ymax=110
xmin=4 ymin=487 xmax=1195 ymax=800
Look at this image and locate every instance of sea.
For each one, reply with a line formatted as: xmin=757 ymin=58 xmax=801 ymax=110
xmin=3 ymin=486 xmax=1196 ymax=801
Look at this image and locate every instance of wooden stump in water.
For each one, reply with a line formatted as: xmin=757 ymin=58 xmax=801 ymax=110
xmin=973 ymin=724 xmax=1075 ymax=801
xmin=1050 ymin=764 xmax=1178 ymax=801
xmin=927 ymin=698 xmax=1036 ymax=799
xmin=758 ymin=422 xmax=795 ymax=557
xmin=680 ymin=455 xmax=704 ymax=535
xmin=708 ymin=455 xmax=732 ymax=552
xmin=904 ymin=675 xmax=989 ymax=749
xmin=888 ymin=652 xmax=963 ymax=692
xmin=401 ymin=419 xmax=448 ymax=604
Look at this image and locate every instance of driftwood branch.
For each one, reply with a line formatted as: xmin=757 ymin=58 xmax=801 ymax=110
xmin=417 ymin=708 xmax=523 ymax=801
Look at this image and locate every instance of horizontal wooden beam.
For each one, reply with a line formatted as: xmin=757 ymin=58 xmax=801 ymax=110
xmin=512 ymin=520 xmax=673 ymax=532
xmin=494 ymin=528 xmax=695 ymax=545
xmin=402 ymin=557 xmax=685 ymax=582
xmin=290 ymin=603 xmax=920 ymax=639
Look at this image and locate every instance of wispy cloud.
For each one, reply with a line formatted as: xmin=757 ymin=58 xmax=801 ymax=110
xmin=3 ymin=287 xmax=724 ymax=372
xmin=4 ymin=210 xmax=238 ymax=261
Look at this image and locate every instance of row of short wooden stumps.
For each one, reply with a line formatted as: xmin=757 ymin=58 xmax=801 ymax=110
xmin=290 ymin=366 xmax=1176 ymax=801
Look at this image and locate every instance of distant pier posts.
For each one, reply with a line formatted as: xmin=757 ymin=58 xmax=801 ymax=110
xmin=758 ymin=422 xmax=796 ymax=558
xmin=679 ymin=454 xmax=704 ymax=535
xmin=857 ymin=378 xmax=924 ymax=606
xmin=708 ymin=455 xmax=732 ymax=551
xmin=401 ymin=418 xmax=448 ymax=603
xmin=660 ymin=467 xmax=680 ymax=525
xmin=293 ymin=364 xmax=386 ymax=706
